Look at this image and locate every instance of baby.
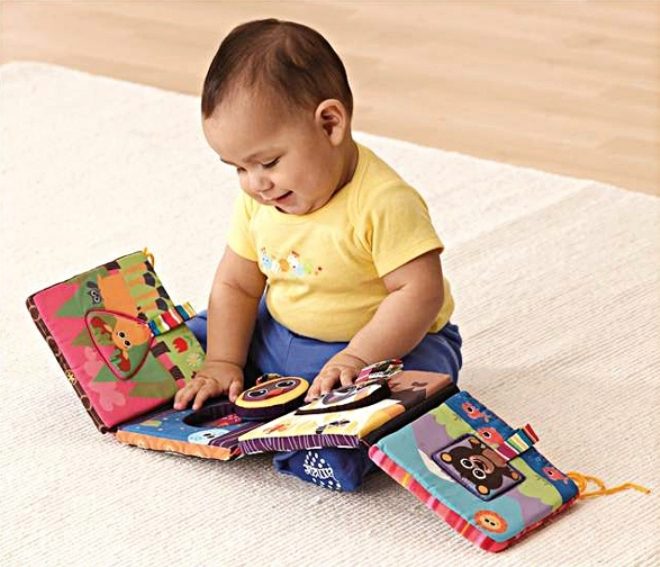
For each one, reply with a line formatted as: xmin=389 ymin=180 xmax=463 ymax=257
xmin=175 ymin=18 xmax=462 ymax=413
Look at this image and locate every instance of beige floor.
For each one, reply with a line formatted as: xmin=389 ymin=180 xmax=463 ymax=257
xmin=1 ymin=0 xmax=658 ymax=195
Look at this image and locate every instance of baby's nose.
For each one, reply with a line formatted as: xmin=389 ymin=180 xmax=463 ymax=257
xmin=248 ymin=171 xmax=273 ymax=193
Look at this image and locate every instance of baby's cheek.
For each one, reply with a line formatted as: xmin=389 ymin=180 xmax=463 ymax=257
xmin=240 ymin=186 xmax=261 ymax=203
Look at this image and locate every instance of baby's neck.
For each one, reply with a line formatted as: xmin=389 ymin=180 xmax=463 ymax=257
xmin=334 ymin=138 xmax=359 ymax=195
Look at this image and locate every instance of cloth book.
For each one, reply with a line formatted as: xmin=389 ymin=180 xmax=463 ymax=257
xmin=27 ymin=250 xmax=313 ymax=460
xmin=238 ymin=359 xmax=458 ymax=454
xmin=116 ymin=374 xmax=310 ymax=461
xmin=27 ymin=250 xmax=205 ymax=433
xmin=369 ymin=390 xmax=579 ymax=551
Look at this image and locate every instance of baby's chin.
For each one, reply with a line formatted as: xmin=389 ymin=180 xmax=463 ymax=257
xmin=280 ymin=201 xmax=324 ymax=216
xmin=275 ymin=202 xmax=305 ymax=215
xmin=274 ymin=193 xmax=315 ymax=215
xmin=270 ymin=191 xmax=334 ymax=215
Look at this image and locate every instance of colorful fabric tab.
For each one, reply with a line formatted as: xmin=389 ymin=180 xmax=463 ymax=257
xmin=495 ymin=424 xmax=539 ymax=462
xmin=148 ymin=302 xmax=196 ymax=336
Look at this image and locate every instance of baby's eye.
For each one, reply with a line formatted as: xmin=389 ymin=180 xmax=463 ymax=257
xmin=262 ymin=158 xmax=280 ymax=169
xmin=236 ymin=167 xmax=246 ymax=174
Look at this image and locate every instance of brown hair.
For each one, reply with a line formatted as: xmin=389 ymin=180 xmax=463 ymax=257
xmin=201 ymin=19 xmax=353 ymax=120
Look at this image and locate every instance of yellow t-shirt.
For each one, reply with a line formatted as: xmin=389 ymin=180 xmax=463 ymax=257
xmin=227 ymin=142 xmax=455 ymax=342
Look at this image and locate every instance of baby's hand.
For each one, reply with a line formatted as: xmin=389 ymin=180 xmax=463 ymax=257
xmin=305 ymin=350 xmax=368 ymax=402
xmin=173 ymin=360 xmax=244 ymax=410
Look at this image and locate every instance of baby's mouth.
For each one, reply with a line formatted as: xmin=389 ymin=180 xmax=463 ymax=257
xmin=274 ymin=191 xmax=293 ymax=202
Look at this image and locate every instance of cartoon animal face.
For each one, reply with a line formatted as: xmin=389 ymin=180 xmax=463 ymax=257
xmin=88 ymin=312 xmax=152 ymax=375
xmin=86 ymin=282 xmax=102 ymax=304
xmin=322 ymin=385 xmax=364 ymax=405
xmin=235 ymin=377 xmax=308 ymax=410
xmin=296 ymin=380 xmax=390 ymax=415
xmin=242 ymin=378 xmax=302 ymax=401
xmin=111 ymin=319 xmax=151 ymax=352
xmin=437 ymin=436 xmax=521 ymax=498
xmin=321 ymin=381 xmax=387 ymax=407
xmin=84 ymin=260 xmax=171 ymax=379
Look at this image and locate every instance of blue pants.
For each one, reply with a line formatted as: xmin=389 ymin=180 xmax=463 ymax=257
xmin=186 ymin=296 xmax=463 ymax=385
xmin=186 ymin=296 xmax=463 ymax=491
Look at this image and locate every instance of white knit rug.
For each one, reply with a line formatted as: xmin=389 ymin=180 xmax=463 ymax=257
xmin=1 ymin=62 xmax=658 ymax=566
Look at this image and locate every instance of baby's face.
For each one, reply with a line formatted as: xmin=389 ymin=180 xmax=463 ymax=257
xmin=203 ymin=92 xmax=345 ymax=215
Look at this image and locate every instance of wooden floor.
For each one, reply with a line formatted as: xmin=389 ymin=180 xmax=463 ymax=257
xmin=1 ymin=0 xmax=658 ymax=195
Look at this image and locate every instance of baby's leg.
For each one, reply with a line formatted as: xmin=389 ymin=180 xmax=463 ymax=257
xmin=184 ymin=308 xmax=261 ymax=388
xmin=266 ymin=317 xmax=462 ymax=384
xmin=401 ymin=321 xmax=463 ymax=383
xmin=184 ymin=296 xmax=313 ymax=388
xmin=187 ymin=307 xmax=462 ymax=384
xmin=247 ymin=296 xmax=348 ymax=383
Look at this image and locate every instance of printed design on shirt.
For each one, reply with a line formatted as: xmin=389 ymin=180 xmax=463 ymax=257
xmin=259 ymin=247 xmax=323 ymax=277
xmin=303 ymin=451 xmax=342 ymax=491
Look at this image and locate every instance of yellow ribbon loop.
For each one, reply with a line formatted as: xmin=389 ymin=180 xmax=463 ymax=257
xmin=567 ymin=471 xmax=651 ymax=499
xmin=142 ymin=247 xmax=155 ymax=267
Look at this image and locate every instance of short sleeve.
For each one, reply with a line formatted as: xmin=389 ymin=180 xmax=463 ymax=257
xmin=360 ymin=182 xmax=444 ymax=277
xmin=226 ymin=192 xmax=258 ymax=261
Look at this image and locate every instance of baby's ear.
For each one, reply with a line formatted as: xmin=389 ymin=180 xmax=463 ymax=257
xmin=315 ymin=99 xmax=349 ymax=145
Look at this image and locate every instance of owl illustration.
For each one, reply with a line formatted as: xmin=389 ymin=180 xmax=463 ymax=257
xmin=235 ymin=376 xmax=309 ymax=420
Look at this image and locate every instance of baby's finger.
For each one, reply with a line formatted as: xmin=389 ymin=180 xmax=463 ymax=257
xmin=192 ymin=381 xmax=222 ymax=410
xmin=304 ymin=383 xmax=318 ymax=403
xmin=339 ymin=368 xmax=356 ymax=387
xmin=228 ymin=379 xmax=243 ymax=403
xmin=305 ymin=378 xmax=324 ymax=402
xmin=174 ymin=380 xmax=203 ymax=409
xmin=173 ymin=388 xmax=185 ymax=407
xmin=174 ymin=382 xmax=191 ymax=404
xmin=319 ymin=372 xmax=339 ymax=395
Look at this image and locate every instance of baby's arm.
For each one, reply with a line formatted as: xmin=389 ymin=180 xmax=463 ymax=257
xmin=305 ymin=249 xmax=444 ymax=401
xmin=174 ymin=246 xmax=266 ymax=409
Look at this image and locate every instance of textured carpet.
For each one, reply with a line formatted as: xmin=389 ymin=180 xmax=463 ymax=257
xmin=1 ymin=62 xmax=658 ymax=566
